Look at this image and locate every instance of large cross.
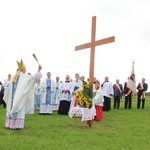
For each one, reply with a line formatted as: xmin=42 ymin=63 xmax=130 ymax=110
xmin=75 ymin=16 xmax=115 ymax=87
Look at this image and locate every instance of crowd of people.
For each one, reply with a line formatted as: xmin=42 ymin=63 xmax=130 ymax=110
xmin=0 ymin=60 xmax=148 ymax=130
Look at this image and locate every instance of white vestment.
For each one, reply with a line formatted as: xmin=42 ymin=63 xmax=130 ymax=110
xmin=40 ymin=78 xmax=55 ymax=114
xmin=58 ymin=81 xmax=72 ymax=114
xmin=59 ymin=81 xmax=72 ymax=101
xmin=34 ymin=83 xmax=43 ymax=109
xmin=52 ymin=81 xmax=61 ymax=111
xmin=93 ymin=88 xmax=104 ymax=106
xmin=4 ymin=71 xmax=42 ymax=129
xmin=3 ymin=79 xmax=11 ymax=90
xmin=101 ymin=82 xmax=114 ymax=98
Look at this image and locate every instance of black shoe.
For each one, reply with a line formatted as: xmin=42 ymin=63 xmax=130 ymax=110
xmin=39 ymin=113 xmax=44 ymax=115
xmin=46 ymin=113 xmax=52 ymax=115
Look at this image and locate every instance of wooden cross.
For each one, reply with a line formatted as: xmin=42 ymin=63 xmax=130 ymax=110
xmin=75 ymin=16 xmax=115 ymax=87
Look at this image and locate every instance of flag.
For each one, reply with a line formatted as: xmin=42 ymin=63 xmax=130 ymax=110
xmin=127 ymin=61 xmax=137 ymax=94
xmin=130 ymin=60 xmax=135 ymax=76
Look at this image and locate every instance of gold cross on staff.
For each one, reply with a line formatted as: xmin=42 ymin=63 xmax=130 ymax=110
xmin=75 ymin=16 xmax=115 ymax=87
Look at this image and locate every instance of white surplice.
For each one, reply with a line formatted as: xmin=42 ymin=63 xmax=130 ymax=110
xmin=4 ymin=71 xmax=42 ymax=129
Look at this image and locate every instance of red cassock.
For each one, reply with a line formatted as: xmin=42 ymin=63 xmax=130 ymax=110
xmin=95 ymin=106 xmax=103 ymax=121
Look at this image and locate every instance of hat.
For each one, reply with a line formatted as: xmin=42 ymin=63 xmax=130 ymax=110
xmin=17 ymin=59 xmax=26 ymax=71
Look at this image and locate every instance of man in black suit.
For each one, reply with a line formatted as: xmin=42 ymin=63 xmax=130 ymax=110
xmin=113 ymin=79 xmax=123 ymax=109
xmin=137 ymin=78 xmax=148 ymax=109
xmin=124 ymin=77 xmax=133 ymax=109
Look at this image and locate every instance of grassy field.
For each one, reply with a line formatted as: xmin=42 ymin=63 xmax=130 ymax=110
xmin=0 ymin=96 xmax=150 ymax=150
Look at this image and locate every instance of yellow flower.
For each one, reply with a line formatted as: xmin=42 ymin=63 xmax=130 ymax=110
xmin=86 ymin=102 xmax=91 ymax=108
xmin=80 ymin=101 xmax=84 ymax=106
xmin=84 ymin=84 xmax=90 ymax=88
xmin=77 ymin=91 xmax=82 ymax=96
xmin=75 ymin=82 xmax=92 ymax=108
xmin=85 ymin=100 xmax=89 ymax=104
xmin=75 ymin=94 xmax=80 ymax=100
xmin=82 ymin=97 xmax=87 ymax=102
xmin=80 ymin=95 xmax=84 ymax=100
xmin=82 ymin=84 xmax=84 ymax=88
xmin=76 ymin=98 xmax=80 ymax=103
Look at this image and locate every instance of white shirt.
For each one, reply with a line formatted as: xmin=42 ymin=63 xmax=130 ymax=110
xmin=3 ymin=79 xmax=11 ymax=90
xmin=101 ymin=81 xmax=113 ymax=98
xmin=59 ymin=81 xmax=72 ymax=101
xmin=93 ymin=88 xmax=104 ymax=106
xmin=71 ymin=80 xmax=83 ymax=93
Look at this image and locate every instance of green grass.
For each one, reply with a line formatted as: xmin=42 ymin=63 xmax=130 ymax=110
xmin=0 ymin=96 xmax=150 ymax=150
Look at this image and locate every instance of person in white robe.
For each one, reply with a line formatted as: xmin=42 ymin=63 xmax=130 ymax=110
xmin=69 ymin=73 xmax=83 ymax=114
xmin=34 ymin=79 xmax=43 ymax=109
xmin=101 ymin=76 xmax=113 ymax=111
xmin=52 ymin=76 xmax=60 ymax=111
xmin=93 ymin=80 xmax=104 ymax=121
xmin=58 ymin=75 xmax=72 ymax=115
xmin=3 ymin=74 xmax=11 ymax=90
xmin=4 ymin=59 xmax=42 ymax=130
xmin=40 ymin=72 xmax=55 ymax=115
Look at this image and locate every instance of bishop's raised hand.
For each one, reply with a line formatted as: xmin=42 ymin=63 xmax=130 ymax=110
xmin=38 ymin=65 xmax=42 ymax=71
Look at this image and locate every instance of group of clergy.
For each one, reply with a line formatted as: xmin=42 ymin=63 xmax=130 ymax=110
xmin=35 ymin=73 xmax=83 ymax=116
xmin=1 ymin=58 xmax=148 ymax=130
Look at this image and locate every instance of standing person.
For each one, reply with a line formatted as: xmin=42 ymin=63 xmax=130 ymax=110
xmin=80 ymin=76 xmax=87 ymax=85
xmin=0 ymin=82 xmax=2 ymax=105
xmin=3 ymin=74 xmax=11 ymax=90
xmin=101 ymin=76 xmax=113 ymax=111
xmin=124 ymin=74 xmax=136 ymax=109
xmin=53 ymin=76 xmax=60 ymax=111
xmin=69 ymin=73 xmax=83 ymax=113
xmin=34 ymin=79 xmax=42 ymax=109
xmin=40 ymin=72 xmax=55 ymax=115
xmin=124 ymin=77 xmax=132 ymax=109
xmin=93 ymin=80 xmax=104 ymax=121
xmin=124 ymin=61 xmax=137 ymax=109
xmin=0 ymin=82 xmax=5 ymax=107
xmin=113 ymin=79 xmax=123 ymax=109
xmin=58 ymin=75 xmax=72 ymax=115
xmin=2 ymin=74 xmax=11 ymax=108
xmin=4 ymin=59 xmax=42 ymax=130
xmin=93 ymin=77 xmax=97 ymax=84
xmin=137 ymin=78 xmax=148 ymax=109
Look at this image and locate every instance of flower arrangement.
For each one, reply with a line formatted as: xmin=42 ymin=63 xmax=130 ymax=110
xmin=75 ymin=80 xmax=93 ymax=109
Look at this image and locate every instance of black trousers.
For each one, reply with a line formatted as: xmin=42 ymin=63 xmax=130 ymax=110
xmin=103 ymin=96 xmax=111 ymax=111
xmin=137 ymin=95 xmax=145 ymax=109
xmin=0 ymin=93 xmax=6 ymax=108
xmin=114 ymin=96 xmax=120 ymax=109
xmin=124 ymin=95 xmax=132 ymax=109
xmin=58 ymin=100 xmax=70 ymax=115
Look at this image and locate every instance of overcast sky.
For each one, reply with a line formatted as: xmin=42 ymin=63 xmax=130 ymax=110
xmin=0 ymin=0 xmax=150 ymax=90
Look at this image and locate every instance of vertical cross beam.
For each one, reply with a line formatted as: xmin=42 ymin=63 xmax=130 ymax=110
xmin=75 ymin=16 xmax=115 ymax=87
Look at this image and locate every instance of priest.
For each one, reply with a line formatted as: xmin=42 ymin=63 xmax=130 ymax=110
xmin=4 ymin=59 xmax=42 ymax=130
xmin=69 ymin=73 xmax=83 ymax=113
xmin=40 ymin=72 xmax=55 ymax=115
xmin=58 ymin=75 xmax=72 ymax=115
